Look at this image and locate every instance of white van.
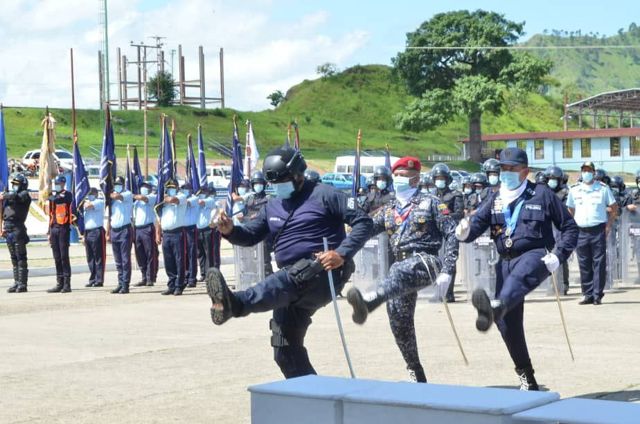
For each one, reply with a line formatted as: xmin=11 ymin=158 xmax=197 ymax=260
xmin=208 ymin=165 xmax=232 ymax=188
xmin=334 ymin=155 xmax=400 ymax=177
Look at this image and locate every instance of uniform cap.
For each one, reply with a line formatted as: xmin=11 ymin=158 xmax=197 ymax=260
xmin=391 ymin=156 xmax=421 ymax=173
xmin=581 ymin=161 xmax=596 ymax=171
xmin=499 ymin=148 xmax=528 ymax=167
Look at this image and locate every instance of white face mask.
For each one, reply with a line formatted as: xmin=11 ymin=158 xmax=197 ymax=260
xmin=464 ymin=187 xmax=472 ymax=195
xmin=253 ymin=184 xmax=264 ymax=193
xmin=141 ymin=187 xmax=150 ymax=195
xmin=376 ymin=181 xmax=387 ymax=191
xmin=435 ymin=180 xmax=446 ymax=190
xmin=547 ymin=179 xmax=558 ymax=190
xmin=393 ymin=176 xmax=414 ymax=193
xmin=11 ymin=185 xmax=19 ymax=193
xmin=238 ymin=187 xmax=248 ymax=196
xmin=488 ymin=175 xmax=500 ymax=186
xmin=56 ymin=184 xmax=64 ymax=192
xmin=167 ymin=188 xmax=177 ymax=197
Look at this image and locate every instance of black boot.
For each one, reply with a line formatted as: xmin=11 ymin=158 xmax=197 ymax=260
xmin=16 ymin=268 xmax=28 ymax=293
xmin=205 ymin=268 xmax=240 ymax=325
xmin=7 ymin=267 xmax=19 ymax=293
xmin=47 ymin=277 xmax=64 ymax=293
xmin=61 ymin=277 xmax=71 ymax=293
xmin=346 ymin=287 xmax=384 ymax=325
xmin=516 ymin=366 xmax=539 ymax=391
xmin=408 ymin=366 xmax=427 ymax=383
xmin=471 ymin=289 xmax=506 ymax=332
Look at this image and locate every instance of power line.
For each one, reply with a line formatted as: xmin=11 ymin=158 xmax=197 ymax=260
xmin=407 ymin=45 xmax=640 ymax=50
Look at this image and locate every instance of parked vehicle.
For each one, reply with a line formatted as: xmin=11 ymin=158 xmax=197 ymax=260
xmin=321 ymin=172 xmax=367 ymax=192
xmin=22 ymin=149 xmax=76 ymax=171
xmin=334 ymin=155 xmax=400 ymax=177
xmin=208 ymin=165 xmax=232 ymax=188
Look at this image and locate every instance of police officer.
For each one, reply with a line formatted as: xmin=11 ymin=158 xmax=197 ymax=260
xmin=483 ymin=158 xmax=501 ymax=193
xmin=624 ymin=171 xmax=640 ymax=283
xmin=610 ymin=176 xmax=630 ymax=213
xmin=109 ymin=176 xmax=134 ymax=294
xmin=196 ymin=185 xmax=217 ymax=281
xmin=567 ymin=161 xmax=617 ymax=305
xmin=544 ymin=165 xmax=570 ymax=294
xmin=47 ymin=175 xmax=73 ymax=293
xmin=246 ymin=170 xmax=269 ymax=220
xmin=133 ymin=181 xmax=158 ymax=287
xmin=534 ymin=171 xmax=548 ymax=185
xmin=1 ymin=173 xmax=31 ymax=293
xmin=182 ymin=182 xmax=199 ymax=288
xmin=304 ymin=169 xmax=321 ymax=184
xmin=346 ymin=156 xmax=458 ymax=383
xmin=466 ymin=172 xmax=488 ymax=213
xmin=461 ymin=176 xmax=473 ymax=214
xmin=83 ymin=187 xmax=106 ymax=288
xmin=456 ymin=147 xmax=578 ymax=390
xmin=205 ymin=146 xmax=372 ymax=379
xmin=364 ymin=166 xmax=394 ymax=213
xmin=432 ymin=163 xmax=464 ymax=302
xmin=158 ymin=179 xmax=188 ymax=295
xmin=237 ymin=178 xmax=251 ymax=199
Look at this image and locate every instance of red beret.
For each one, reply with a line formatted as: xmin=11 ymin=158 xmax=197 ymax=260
xmin=392 ymin=156 xmax=421 ymax=173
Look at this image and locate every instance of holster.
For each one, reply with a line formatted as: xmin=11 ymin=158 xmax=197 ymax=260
xmin=288 ymin=258 xmax=324 ymax=287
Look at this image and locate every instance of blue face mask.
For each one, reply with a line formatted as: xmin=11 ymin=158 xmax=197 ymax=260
xmin=182 ymin=189 xmax=190 ymax=196
xmin=238 ymin=187 xmax=248 ymax=196
xmin=376 ymin=181 xmax=387 ymax=191
xmin=273 ymin=181 xmax=295 ymax=199
xmin=393 ymin=176 xmax=413 ymax=193
xmin=488 ymin=174 xmax=500 ymax=186
xmin=548 ymin=179 xmax=558 ymax=190
xmin=435 ymin=180 xmax=446 ymax=190
xmin=420 ymin=188 xmax=429 ymax=194
xmin=253 ymin=184 xmax=264 ymax=193
xmin=167 ymin=188 xmax=177 ymax=196
xmin=87 ymin=195 xmax=96 ymax=201
xmin=499 ymin=171 xmax=522 ymax=190
xmin=464 ymin=187 xmax=472 ymax=195
xmin=11 ymin=185 xmax=19 ymax=193
xmin=141 ymin=187 xmax=150 ymax=195
xmin=582 ymin=172 xmax=594 ymax=183
xmin=114 ymin=185 xmax=123 ymax=193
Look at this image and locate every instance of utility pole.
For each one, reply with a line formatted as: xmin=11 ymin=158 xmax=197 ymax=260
xmin=100 ymin=0 xmax=111 ymax=106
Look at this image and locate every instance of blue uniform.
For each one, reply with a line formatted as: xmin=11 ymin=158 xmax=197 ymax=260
xmin=160 ymin=192 xmax=187 ymax=292
xmin=110 ymin=191 xmax=133 ymax=291
xmin=134 ymin=194 xmax=158 ymax=285
xmin=83 ymin=198 xmax=106 ymax=287
xmin=464 ymin=181 xmax=578 ymax=370
xmin=196 ymin=196 xmax=217 ymax=280
xmin=567 ymin=181 xmax=616 ymax=301
xmin=224 ymin=181 xmax=372 ymax=378
xmin=184 ymin=194 xmax=199 ymax=286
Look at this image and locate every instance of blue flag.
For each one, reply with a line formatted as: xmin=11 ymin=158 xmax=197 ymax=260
xmin=187 ymin=136 xmax=201 ymax=194
xmin=226 ymin=122 xmax=244 ymax=214
xmin=384 ymin=144 xmax=393 ymax=191
xmin=0 ymin=107 xmax=9 ymax=192
xmin=99 ymin=107 xmax=116 ymax=206
xmin=72 ymin=139 xmax=90 ymax=234
xmin=131 ymin=146 xmax=143 ymax=195
xmin=197 ymin=125 xmax=208 ymax=190
xmin=352 ymin=130 xmax=362 ymax=197
xmin=156 ymin=117 xmax=174 ymax=208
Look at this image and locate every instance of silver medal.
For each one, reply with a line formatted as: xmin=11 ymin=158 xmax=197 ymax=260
xmin=505 ymin=238 xmax=513 ymax=248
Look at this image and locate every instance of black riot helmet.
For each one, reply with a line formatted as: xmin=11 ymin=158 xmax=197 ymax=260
xmin=262 ymin=147 xmax=307 ymax=183
xmin=594 ymin=169 xmax=608 ymax=183
xmin=431 ymin=163 xmax=452 ymax=184
xmin=54 ymin=174 xmax=67 ymax=185
xmin=304 ymin=169 xmax=320 ymax=183
xmin=420 ymin=173 xmax=433 ymax=188
xmin=10 ymin=173 xmax=28 ymax=191
xmin=373 ymin=165 xmax=392 ymax=184
xmin=544 ymin=165 xmax=564 ymax=181
xmin=470 ymin=172 xmax=488 ymax=187
xmin=365 ymin=175 xmax=375 ymax=188
xmin=482 ymin=158 xmax=501 ymax=175
xmin=636 ymin=169 xmax=640 ymax=187
xmin=461 ymin=175 xmax=472 ymax=187
xmin=250 ymin=170 xmax=266 ymax=185
xmin=610 ymin=175 xmax=626 ymax=192
xmin=535 ymin=171 xmax=548 ymax=185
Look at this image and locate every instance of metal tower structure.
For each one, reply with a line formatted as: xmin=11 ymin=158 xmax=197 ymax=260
xmin=98 ymin=0 xmax=110 ymax=109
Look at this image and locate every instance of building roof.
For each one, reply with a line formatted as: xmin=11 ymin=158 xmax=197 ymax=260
xmin=461 ymin=127 xmax=640 ymax=143
xmin=567 ymin=88 xmax=640 ymax=112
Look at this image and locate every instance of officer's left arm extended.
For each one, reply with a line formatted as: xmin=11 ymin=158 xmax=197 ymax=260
xmin=224 ymin=203 xmax=270 ymax=247
xmin=434 ymin=198 xmax=459 ymax=275
xmin=547 ymin=189 xmax=579 ymax=263
xmin=326 ymin=192 xmax=373 ymax=260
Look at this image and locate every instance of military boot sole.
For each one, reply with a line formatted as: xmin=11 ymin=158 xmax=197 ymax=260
xmin=47 ymin=287 xmax=63 ymax=293
xmin=471 ymin=289 xmax=494 ymax=332
xmin=7 ymin=285 xmax=18 ymax=293
xmin=205 ymin=268 xmax=234 ymax=326
xmin=346 ymin=288 xmax=368 ymax=325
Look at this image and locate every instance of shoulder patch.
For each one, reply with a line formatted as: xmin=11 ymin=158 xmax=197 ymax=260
xmin=347 ymin=197 xmax=356 ymax=210
xmin=525 ymin=204 xmax=542 ymax=211
xmin=437 ymin=203 xmax=450 ymax=215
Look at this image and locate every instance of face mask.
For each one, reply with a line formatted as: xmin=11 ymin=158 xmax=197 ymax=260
xmin=167 ymin=188 xmax=177 ymax=196
xmin=435 ymin=180 xmax=446 ymax=190
xmin=254 ymin=184 xmax=264 ymax=193
xmin=87 ymin=195 xmax=96 ymax=201
xmin=198 ymin=194 xmax=206 ymax=200
xmin=114 ymin=185 xmax=123 ymax=193
xmin=612 ymin=188 xmax=619 ymax=194
xmin=428 ymin=187 xmax=437 ymax=194
xmin=582 ymin=172 xmax=594 ymax=183
xmin=238 ymin=187 xmax=248 ymax=196
xmin=182 ymin=189 xmax=190 ymax=196
xmin=548 ymin=179 xmax=558 ymax=190
xmin=376 ymin=181 xmax=387 ymax=191
xmin=464 ymin=187 xmax=472 ymax=195
xmin=393 ymin=176 xmax=414 ymax=193
xmin=141 ymin=187 xmax=150 ymax=195
xmin=56 ymin=184 xmax=64 ymax=192
xmin=273 ymin=181 xmax=296 ymax=199
xmin=11 ymin=185 xmax=19 ymax=193
xmin=475 ymin=187 xmax=482 ymax=194
xmin=499 ymin=171 xmax=522 ymax=191
xmin=488 ymin=175 xmax=499 ymax=186
xmin=420 ymin=188 xmax=429 ymax=194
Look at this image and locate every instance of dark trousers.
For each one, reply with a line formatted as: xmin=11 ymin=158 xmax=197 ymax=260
xmin=197 ymin=228 xmax=214 ymax=280
xmin=135 ymin=224 xmax=158 ymax=283
xmin=212 ymin=229 xmax=221 ymax=268
xmin=162 ymin=229 xmax=185 ymax=291
xmin=111 ymin=225 xmax=133 ymax=289
xmin=576 ymin=225 xmax=607 ymax=299
xmin=184 ymin=225 xmax=198 ymax=284
xmin=50 ymin=225 xmax=71 ymax=280
xmin=495 ymin=248 xmax=549 ymax=370
xmin=85 ymin=227 xmax=105 ymax=285
xmin=235 ymin=266 xmax=349 ymax=379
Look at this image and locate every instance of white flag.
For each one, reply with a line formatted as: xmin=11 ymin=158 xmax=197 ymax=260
xmin=246 ymin=121 xmax=260 ymax=175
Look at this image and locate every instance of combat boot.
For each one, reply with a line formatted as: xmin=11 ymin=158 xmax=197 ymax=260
xmin=61 ymin=277 xmax=71 ymax=293
xmin=7 ymin=267 xmax=19 ymax=293
xmin=346 ymin=287 xmax=384 ymax=325
xmin=47 ymin=277 xmax=64 ymax=293
xmin=408 ymin=366 xmax=427 ymax=383
xmin=516 ymin=366 xmax=539 ymax=391
xmin=16 ymin=268 xmax=28 ymax=293
xmin=206 ymin=268 xmax=241 ymax=325
xmin=471 ymin=289 xmax=506 ymax=332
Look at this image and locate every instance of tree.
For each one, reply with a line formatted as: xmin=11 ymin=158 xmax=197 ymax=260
xmin=316 ymin=62 xmax=338 ymax=78
xmin=148 ymin=71 xmax=177 ymax=107
xmin=267 ymin=90 xmax=285 ymax=107
xmin=393 ymin=10 xmax=551 ymax=162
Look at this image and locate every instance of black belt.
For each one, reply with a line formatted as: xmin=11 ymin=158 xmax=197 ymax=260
xmin=500 ymin=250 xmax=524 ymax=261
xmin=163 ymin=227 xmax=183 ymax=234
xmin=395 ymin=250 xmax=433 ymax=261
xmin=135 ymin=223 xmax=154 ymax=229
xmin=112 ymin=224 xmax=131 ymax=232
xmin=85 ymin=226 xmax=104 ymax=232
xmin=579 ymin=223 xmax=605 ymax=233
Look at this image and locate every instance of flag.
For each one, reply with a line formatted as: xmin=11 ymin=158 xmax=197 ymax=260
xmin=187 ymin=135 xmax=201 ymax=193
xmin=0 ymin=106 xmax=8 ymax=192
xmin=385 ymin=143 xmax=393 ymax=191
xmin=71 ymin=136 xmax=90 ymax=234
xmin=38 ymin=112 xmax=59 ymax=207
xmin=156 ymin=116 xmax=174 ymax=209
xmin=131 ymin=146 xmax=143 ymax=195
xmin=226 ymin=120 xmax=244 ymax=214
xmin=124 ymin=147 xmax=133 ymax=193
xmin=293 ymin=121 xmax=300 ymax=151
xmin=284 ymin=123 xmax=291 ymax=148
xmin=99 ymin=106 xmax=116 ymax=207
xmin=197 ymin=125 xmax=208 ymax=190
xmin=244 ymin=120 xmax=260 ymax=177
xmin=352 ymin=129 xmax=362 ymax=197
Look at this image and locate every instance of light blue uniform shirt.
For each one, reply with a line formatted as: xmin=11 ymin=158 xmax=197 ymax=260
xmin=84 ymin=198 xmax=105 ymax=230
xmin=110 ymin=191 xmax=133 ymax=229
xmin=197 ymin=196 xmax=216 ymax=229
xmin=184 ymin=194 xmax=199 ymax=227
xmin=134 ymin=194 xmax=157 ymax=227
xmin=160 ymin=192 xmax=187 ymax=231
xmin=566 ymin=181 xmax=616 ymax=227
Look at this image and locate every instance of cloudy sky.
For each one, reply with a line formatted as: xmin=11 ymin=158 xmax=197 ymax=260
xmin=0 ymin=0 xmax=636 ymax=111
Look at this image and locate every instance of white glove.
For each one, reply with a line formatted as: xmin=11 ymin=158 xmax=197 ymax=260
xmin=455 ymin=217 xmax=471 ymax=241
xmin=431 ymin=273 xmax=452 ymax=302
xmin=541 ymin=253 xmax=560 ymax=273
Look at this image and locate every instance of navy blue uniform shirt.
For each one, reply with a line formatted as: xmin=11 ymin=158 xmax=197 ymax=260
xmin=225 ymin=180 xmax=373 ymax=267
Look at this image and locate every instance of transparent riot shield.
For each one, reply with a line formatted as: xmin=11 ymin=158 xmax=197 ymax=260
xmin=605 ymin=219 xmax=622 ymax=289
xmin=463 ymin=231 xmax=497 ymax=299
xmin=619 ymin=209 xmax=640 ymax=284
xmin=351 ymin=233 xmax=390 ymax=296
xmin=233 ymin=243 xmax=266 ymax=291
xmin=534 ymin=227 xmax=567 ymax=297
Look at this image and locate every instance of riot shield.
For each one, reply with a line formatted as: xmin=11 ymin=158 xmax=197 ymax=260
xmin=463 ymin=231 xmax=497 ymax=299
xmin=534 ymin=227 xmax=567 ymax=297
xmin=619 ymin=209 xmax=640 ymax=284
xmin=233 ymin=242 xmax=266 ymax=291
xmin=605 ymin=219 xmax=622 ymax=289
xmin=351 ymin=233 xmax=390 ymax=296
